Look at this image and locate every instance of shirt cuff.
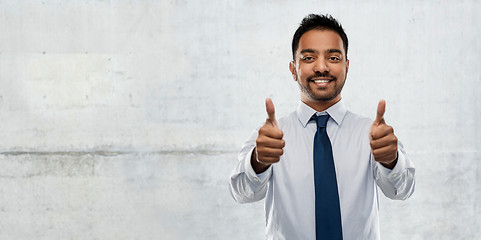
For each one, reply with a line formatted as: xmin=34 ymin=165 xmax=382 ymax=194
xmin=243 ymin=147 xmax=272 ymax=186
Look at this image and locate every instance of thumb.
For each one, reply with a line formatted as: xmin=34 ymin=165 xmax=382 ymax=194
xmin=265 ymin=98 xmax=278 ymax=126
xmin=374 ymin=99 xmax=386 ymax=125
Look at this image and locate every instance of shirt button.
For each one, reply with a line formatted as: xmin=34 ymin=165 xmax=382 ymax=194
xmin=253 ymin=177 xmax=260 ymax=182
xmin=392 ymin=173 xmax=398 ymax=177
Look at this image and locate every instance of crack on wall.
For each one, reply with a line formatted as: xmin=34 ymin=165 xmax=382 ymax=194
xmin=0 ymin=150 xmax=237 ymax=156
xmin=0 ymin=150 xmax=239 ymax=179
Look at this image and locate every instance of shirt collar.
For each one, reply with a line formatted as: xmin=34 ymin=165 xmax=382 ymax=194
xmin=296 ymin=99 xmax=347 ymax=127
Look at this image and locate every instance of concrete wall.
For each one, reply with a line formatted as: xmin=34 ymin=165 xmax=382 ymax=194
xmin=0 ymin=0 xmax=480 ymax=239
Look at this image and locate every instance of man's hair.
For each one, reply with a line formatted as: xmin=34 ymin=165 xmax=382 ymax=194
xmin=291 ymin=14 xmax=348 ymax=60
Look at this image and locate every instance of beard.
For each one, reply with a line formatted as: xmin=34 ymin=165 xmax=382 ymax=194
xmin=297 ymin=72 xmax=345 ymax=102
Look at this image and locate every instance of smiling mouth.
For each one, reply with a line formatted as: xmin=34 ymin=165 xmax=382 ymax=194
xmin=312 ymin=79 xmax=331 ymax=83
xmin=309 ymin=78 xmax=334 ymax=83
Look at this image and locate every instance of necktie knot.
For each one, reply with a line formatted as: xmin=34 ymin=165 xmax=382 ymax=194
xmin=312 ymin=114 xmax=330 ymax=128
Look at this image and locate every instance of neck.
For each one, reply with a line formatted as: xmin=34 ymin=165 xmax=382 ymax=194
xmin=301 ymin=97 xmax=341 ymax=112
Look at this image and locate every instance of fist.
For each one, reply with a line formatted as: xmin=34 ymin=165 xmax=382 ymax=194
xmin=252 ymin=98 xmax=285 ymax=173
xmin=370 ymin=100 xmax=398 ymax=169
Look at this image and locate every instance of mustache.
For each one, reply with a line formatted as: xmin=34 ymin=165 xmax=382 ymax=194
xmin=306 ymin=72 xmax=336 ymax=81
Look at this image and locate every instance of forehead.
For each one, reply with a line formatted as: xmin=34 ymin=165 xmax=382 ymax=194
xmin=297 ymin=29 xmax=345 ymax=55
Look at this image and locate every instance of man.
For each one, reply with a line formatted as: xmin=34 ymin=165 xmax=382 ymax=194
xmin=229 ymin=14 xmax=415 ymax=239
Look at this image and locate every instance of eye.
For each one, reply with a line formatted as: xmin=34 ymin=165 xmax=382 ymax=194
xmin=328 ymin=56 xmax=341 ymax=62
xmin=302 ymin=56 xmax=315 ymax=62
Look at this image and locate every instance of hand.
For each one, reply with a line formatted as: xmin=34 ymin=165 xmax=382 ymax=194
xmin=370 ymin=100 xmax=398 ymax=169
xmin=251 ymin=98 xmax=285 ymax=173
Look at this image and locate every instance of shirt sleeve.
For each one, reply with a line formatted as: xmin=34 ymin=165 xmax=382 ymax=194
xmin=229 ymin=129 xmax=273 ymax=204
xmin=373 ymin=141 xmax=416 ymax=200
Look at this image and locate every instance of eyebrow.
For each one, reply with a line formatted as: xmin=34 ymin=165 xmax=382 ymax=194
xmin=327 ymin=49 xmax=342 ymax=54
xmin=299 ymin=48 xmax=343 ymax=55
xmin=300 ymin=48 xmax=318 ymax=55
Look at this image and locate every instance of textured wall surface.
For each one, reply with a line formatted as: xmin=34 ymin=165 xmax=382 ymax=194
xmin=0 ymin=0 xmax=480 ymax=239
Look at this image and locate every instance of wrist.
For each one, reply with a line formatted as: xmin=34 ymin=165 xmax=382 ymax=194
xmin=251 ymin=148 xmax=271 ymax=174
xmin=381 ymin=153 xmax=398 ymax=169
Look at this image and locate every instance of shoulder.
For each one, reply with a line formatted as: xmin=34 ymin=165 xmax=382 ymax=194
xmin=277 ymin=111 xmax=299 ymax=130
xmin=342 ymin=110 xmax=373 ymax=135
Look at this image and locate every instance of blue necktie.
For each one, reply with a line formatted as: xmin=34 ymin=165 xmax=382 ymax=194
xmin=312 ymin=114 xmax=343 ymax=240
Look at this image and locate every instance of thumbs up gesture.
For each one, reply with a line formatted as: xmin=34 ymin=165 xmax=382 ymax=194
xmin=251 ymin=98 xmax=285 ymax=173
xmin=370 ymin=100 xmax=398 ymax=169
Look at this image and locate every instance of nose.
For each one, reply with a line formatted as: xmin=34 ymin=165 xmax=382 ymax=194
xmin=313 ymin=58 xmax=329 ymax=73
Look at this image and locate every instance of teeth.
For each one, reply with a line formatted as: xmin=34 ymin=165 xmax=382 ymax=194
xmin=314 ymin=80 xmax=330 ymax=83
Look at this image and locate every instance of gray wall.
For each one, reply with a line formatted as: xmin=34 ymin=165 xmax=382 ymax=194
xmin=1 ymin=0 xmax=480 ymax=239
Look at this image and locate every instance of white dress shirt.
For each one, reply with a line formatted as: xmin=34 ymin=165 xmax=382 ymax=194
xmin=229 ymin=99 xmax=415 ymax=240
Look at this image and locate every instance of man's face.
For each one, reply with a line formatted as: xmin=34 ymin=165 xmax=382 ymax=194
xmin=289 ymin=29 xmax=349 ymax=105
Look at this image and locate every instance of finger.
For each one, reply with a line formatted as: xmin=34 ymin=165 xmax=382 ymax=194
xmin=370 ymin=124 xmax=394 ymax=140
xmin=257 ymin=137 xmax=285 ymax=149
xmin=373 ymin=150 xmax=397 ymax=161
xmin=258 ymin=126 xmax=284 ymax=139
xmin=256 ymin=133 xmax=284 ymax=148
xmin=370 ymin=134 xmax=397 ymax=150
xmin=257 ymin=156 xmax=281 ymax=164
xmin=371 ymin=145 xmax=398 ymax=160
xmin=374 ymin=99 xmax=386 ymax=125
xmin=257 ymin=147 xmax=284 ymax=157
xmin=372 ymin=151 xmax=397 ymax=164
xmin=265 ymin=98 xmax=277 ymax=126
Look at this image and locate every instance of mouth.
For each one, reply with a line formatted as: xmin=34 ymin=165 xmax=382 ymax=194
xmin=311 ymin=79 xmax=332 ymax=83
xmin=309 ymin=78 xmax=334 ymax=87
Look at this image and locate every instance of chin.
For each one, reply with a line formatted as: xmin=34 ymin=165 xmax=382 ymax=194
xmin=311 ymin=92 xmax=340 ymax=102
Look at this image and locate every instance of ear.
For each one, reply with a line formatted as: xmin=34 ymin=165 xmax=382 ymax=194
xmin=289 ymin=61 xmax=297 ymax=82
xmin=345 ymin=59 xmax=349 ymax=74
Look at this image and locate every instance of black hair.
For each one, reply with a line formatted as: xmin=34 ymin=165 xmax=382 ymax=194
xmin=291 ymin=14 xmax=348 ymax=60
